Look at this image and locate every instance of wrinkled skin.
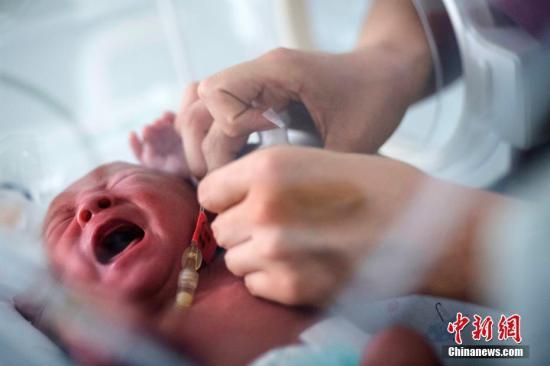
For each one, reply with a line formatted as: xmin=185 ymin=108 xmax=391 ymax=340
xmin=43 ymin=162 xmax=198 ymax=309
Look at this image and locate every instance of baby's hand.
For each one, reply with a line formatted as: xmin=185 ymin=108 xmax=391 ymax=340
xmin=129 ymin=111 xmax=190 ymax=177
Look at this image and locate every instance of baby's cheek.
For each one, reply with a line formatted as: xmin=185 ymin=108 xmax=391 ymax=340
xmin=56 ymin=250 xmax=100 ymax=287
xmin=163 ymin=196 xmax=198 ymax=235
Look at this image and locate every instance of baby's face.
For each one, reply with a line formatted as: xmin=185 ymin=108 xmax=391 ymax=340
xmin=43 ymin=162 xmax=198 ymax=308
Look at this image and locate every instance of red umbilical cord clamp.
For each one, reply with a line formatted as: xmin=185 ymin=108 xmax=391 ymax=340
xmin=175 ymin=208 xmax=218 ymax=308
xmin=192 ymin=207 xmax=217 ymax=265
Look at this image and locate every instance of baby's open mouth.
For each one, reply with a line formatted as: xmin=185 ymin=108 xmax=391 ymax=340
xmin=94 ymin=220 xmax=145 ymax=264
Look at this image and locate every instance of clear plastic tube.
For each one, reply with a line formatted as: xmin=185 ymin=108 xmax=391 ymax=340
xmin=175 ymin=244 xmax=201 ymax=308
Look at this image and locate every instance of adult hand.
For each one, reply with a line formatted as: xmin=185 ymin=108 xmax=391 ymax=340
xmin=197 ymin=146 xmax=424 ymax=306
xmin=179 ymin=44 xmax=431 ymax=178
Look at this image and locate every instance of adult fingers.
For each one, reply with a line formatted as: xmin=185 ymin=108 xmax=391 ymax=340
xmin=199 ymin=85 xmax=278 ymax=138
xmin=198 ymin=155 xmax=253 ymax=213
xmin=211 ymin=204 xmax=253 ymax=249
xmin=181 ymin=82 xmax=200 ymax=110
xmin=243 ymin=259 xmax=339 ymax=306
xmin=201 ymin=122 xmax=249 ymax=173
xmin=223 ymin=227 xmax=296 ymax=276
xmin=175 ymin=82 xmax=199 ymax=133
xmin=223 ymin=241 xmax=266 ymax=277
xmin=242 ymin=266 xmax=307 ymax=306
xmin=180 ymin=100 xmax=214 ymax=178
xmin=198 ymin=53 xmax=296 ymax=138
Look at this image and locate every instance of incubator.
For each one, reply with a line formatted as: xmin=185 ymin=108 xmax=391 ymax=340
xmin=279 ymin=0 xmax=550 ymax=187
xmin=0 ymin=0 xmax=549 ymax=365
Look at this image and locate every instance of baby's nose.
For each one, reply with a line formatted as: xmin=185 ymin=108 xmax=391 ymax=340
xmin=77 ymin=194 xmax=113 ymax=227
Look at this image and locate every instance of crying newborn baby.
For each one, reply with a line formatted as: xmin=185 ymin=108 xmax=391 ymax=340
xmin=43 ymin=161 xmax=198 ymax=309
xmin=41 ymin=112 xmax=318 ymax=365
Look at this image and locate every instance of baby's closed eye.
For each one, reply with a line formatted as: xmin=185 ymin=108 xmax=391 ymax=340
xmin=45 ymin=205 xmax=75 ymax=238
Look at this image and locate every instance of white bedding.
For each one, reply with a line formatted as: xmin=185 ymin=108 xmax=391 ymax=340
xmin=0 ymin=286 xmax=71 ymax=366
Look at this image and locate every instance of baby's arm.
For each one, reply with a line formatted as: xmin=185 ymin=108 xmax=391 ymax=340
xmin=129 ymin=111 xmax=191 ymax=178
